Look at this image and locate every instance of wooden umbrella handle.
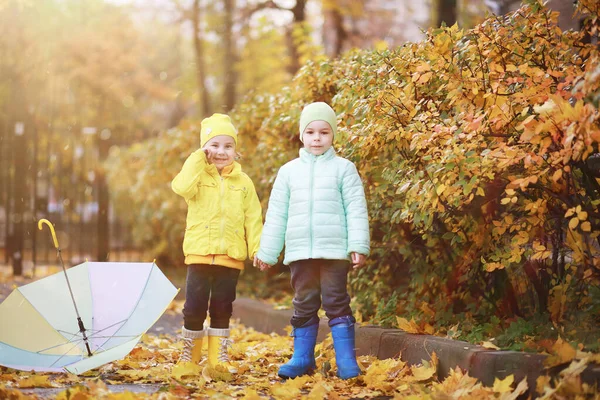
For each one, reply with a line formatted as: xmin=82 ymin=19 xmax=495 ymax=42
xmin=38 ymin=218 xmax=59 ymax=249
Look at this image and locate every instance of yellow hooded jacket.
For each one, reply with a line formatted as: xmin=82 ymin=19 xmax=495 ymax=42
xmin=172 ymin=149 xmax=263 ymax=270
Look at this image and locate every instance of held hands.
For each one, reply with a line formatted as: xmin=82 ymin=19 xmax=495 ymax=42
xmin=351 ymin=252 xmax=366 ymax=270
xmin=253 ymin=255 xmax=272 ymax=271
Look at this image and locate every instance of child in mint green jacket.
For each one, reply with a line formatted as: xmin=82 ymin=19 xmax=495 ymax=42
xmin=255 ymin=102 xmax=370 ymax=380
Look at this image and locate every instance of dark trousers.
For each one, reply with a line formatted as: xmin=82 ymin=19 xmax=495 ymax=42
xmin=183 ymin=264 xmax=240 ymax=331
xmin=289 ymin=259 xmax=353 ymax=328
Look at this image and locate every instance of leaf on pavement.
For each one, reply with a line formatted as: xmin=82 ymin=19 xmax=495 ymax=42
xmin=397 ymin=317 xmax=421 ymax=334
xmin=481 ymin=341 xmax=500 ymax=350
xmin=171 ymin=361 xmax=201 ymax=380
xmin=492 ymin=374 xmax=514 ymax=393
xmin=15 ymin=375 xmax=54 ymax=388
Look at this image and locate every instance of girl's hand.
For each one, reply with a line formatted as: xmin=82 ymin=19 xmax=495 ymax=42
xmin=253 ymin=255 xmax=272 ymax=271
xmin=350 ymin=252 xmax=366 ymax=270
xmin=202 ymin=147 xmax=215 ymax=164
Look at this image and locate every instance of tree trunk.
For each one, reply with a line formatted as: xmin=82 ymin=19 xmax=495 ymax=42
xmin=323 ymin=5 xmax=346 ymax=58
xmin=192 ymin=0 xmax=211 ymax=117
xmin=483 ymin=0 xmax=519 ymax=16
xmin=436 ymin=0 xmax=457 ymax=27
xmin=287 ymin=0 xmax=307 ymax=75
xmin=547 ymin=0 xmax=578 ymax=31
xmin=96 ymin=97 xmax=110 ymax=262
xmin=10 ymin=75 xmax=26 ymax=276
xmin=96 ymin=136 xmax=110 ymax=262
xmin=222 ymin=0 xmax=236 ymax=112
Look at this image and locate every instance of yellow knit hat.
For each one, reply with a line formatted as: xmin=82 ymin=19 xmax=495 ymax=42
xmin=200 ymin=113 xmax=238 ymax=147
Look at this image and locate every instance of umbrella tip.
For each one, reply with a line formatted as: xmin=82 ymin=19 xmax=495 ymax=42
xmin=153 ymin=258 xmax=156 ymax=264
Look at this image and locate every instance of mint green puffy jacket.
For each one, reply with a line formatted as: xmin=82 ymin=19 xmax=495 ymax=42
xmin=257 ymin=147 xmax=370 ymax=265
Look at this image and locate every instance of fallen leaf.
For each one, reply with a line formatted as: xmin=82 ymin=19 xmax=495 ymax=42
xmin=171 ymin=362 xmax=201 ymax=380
xmin=492 ymin=374 xmax=514 ymax=393
xmin=481 ymin=341 xmax=500 ymax=350
xmin=15 ymin=375 xmax=54 ymax=388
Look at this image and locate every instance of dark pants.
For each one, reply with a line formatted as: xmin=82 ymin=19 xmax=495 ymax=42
xmin=183 ymin=264 xmax=240 ymax=331
xmin=289 ymin=259 xmax=354 ymax=328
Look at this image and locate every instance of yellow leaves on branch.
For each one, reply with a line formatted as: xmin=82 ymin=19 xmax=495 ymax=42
xmin=565 ymin=205 xmax=591 ymax=232
xmin=531 ymin=241 xmax=551 ymax=261
xmin=484 ymin=262 xmax=505 ymax=273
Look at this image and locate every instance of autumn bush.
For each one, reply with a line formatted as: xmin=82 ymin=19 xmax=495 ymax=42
xmin=106 ymin=1 xmax=600 ymax=350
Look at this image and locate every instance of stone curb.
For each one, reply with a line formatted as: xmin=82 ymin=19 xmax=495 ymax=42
xmin=233 ymin=297 xmax=600 ymax=398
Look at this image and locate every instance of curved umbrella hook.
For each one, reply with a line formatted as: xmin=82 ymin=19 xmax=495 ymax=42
xmin=38 ymin=219 xmax=59 ymax=249
xmin=38 ymin=219 xmax=93 ymax=357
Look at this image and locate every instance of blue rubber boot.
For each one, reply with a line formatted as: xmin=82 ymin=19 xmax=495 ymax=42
xmin=330 ymin=316 xmax=361 ymax=379
xmin=278 ymin=323 xmax=319 ymax=379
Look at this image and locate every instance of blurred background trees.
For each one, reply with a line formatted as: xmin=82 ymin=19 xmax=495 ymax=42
xmin=0 ymin=0 xmax=581 ymax=143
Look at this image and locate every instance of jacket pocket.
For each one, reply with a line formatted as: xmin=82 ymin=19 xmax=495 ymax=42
xmin=183 ymin=224 xmax=210 ymax=254
xmin=228 ymin=228 xmax=246 ymax=260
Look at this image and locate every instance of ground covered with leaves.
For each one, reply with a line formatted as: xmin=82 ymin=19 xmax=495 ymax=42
xmin=0 ymin=300 xmax=597 ymax=400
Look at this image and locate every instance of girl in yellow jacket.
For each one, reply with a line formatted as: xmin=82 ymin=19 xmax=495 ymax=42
xmin=171 ymin=113 xmax=262 ymax=372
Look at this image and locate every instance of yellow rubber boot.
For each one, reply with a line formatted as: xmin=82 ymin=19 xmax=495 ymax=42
xmin=180 ymin=327 xmax=204 ymax=363
xmin=207 ymin=328 xmax=238 ymax=373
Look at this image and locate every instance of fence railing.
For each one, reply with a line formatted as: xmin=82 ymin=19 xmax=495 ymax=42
xmin=0 ymin=117 xmax=141 ymax=275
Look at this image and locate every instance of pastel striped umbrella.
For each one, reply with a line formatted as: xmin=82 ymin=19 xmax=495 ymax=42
xmin=0 ymin=220 xmax=178 ymax=374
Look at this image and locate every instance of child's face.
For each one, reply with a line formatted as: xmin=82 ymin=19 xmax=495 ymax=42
xmin=302 ymin=120 xmax=333 ymax=156
xmin=204 ymin=135 xmax=236 ymax=171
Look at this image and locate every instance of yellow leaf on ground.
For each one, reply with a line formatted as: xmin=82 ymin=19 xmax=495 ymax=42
xmin=240 ymin=388 xmax=263 ymax=400
xmin=560 ymin=358 xmax=588 ymax=378
xmin=500 ymin=378 xmax=528 ymax=400
xmin=552 ymin=338 xmax=577 ymax=364
xmin=115 ymin=369 xmax=151 ymax=380
xmin=15 ymin=375 xmax=54 ymax=388
xmin=409 ymin=360 xmax=437 ymax=382
xmin=202 ymin=365 xmax=233 ymax=382
xmin=171 ymin=361 xmax=201 ymax=380
xmin=364 ymin=358 xmax=406 ymax=390
xmin=481 ymin=341 xmax=500 ymax=350
xmin=397 ymin=317 xmax=421 ymax=334
xmin=307 ymin=381 xmax=330 ymax=399
xmin=271 ymin=376 xmax=310 ymax=400
xmin=492 ymin=374 xmax=514 ymax=393
xmin=536 ymin=375 xmax=552 ymax=395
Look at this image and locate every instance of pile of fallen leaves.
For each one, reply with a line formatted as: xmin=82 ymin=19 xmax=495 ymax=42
xmin=0 ymin=268 xmax=598 ymax=398
xmin=1 ymin=318 xmax=598 ymax=400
